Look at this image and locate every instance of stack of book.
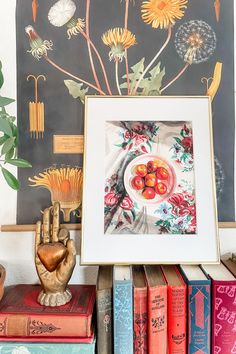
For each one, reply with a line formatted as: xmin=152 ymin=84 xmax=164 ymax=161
xmin=96 ymin=258 xmax=236 ymax=354
xmin=0 ymin=284 xmax=96 ymax=353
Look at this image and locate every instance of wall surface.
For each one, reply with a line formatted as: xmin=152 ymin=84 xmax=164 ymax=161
xmin=0 ymin=2 xmax=236 ymax=286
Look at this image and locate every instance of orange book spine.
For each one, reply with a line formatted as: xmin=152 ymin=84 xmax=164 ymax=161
xmin=167 ymin=285 xmax=187 ymax=354
xmin=148 ymin=285 xmax=167 ymax=354
xmin=0 ymin=314 xmax=92 ymax=337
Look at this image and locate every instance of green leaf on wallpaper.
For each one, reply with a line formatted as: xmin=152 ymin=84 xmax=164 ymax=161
xmin=0 ymin=61 xmax=4 ymax=90
xmin=1 ymin=167 xmax=20 ymax=190
xmin=64 ymin=80 xmax=89 ymax=104
xmin=120 ymin=57 xmax=145 ymax=92
xmin=139 ymin=62 xmax=165 ymax=96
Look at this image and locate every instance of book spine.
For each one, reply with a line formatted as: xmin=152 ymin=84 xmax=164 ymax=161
xmin=0 ymin=342 xmax=95 ymax=354
xmin=168 ymin=285 xmax=187 ymax=354
xmin=0 ymin=314 xmax=92 ymax=337
xmin=114 ymin=280 xmax=133 ymax=354
xmin=133 ymin=287 xmax=147 ymax=354
xmin=212 ymin=280 xmax=236 ymax=354
xmin=148 ymin=285 xmax=167 ymax=354
xmin=96 ymin=288 xmax=112 ymax=354
xmin=188 ymin=283 xmax=211 ymax=354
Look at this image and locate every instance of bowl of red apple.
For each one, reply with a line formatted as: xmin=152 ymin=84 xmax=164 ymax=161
xmin=124 ymin=154 xmax=176 ymax=205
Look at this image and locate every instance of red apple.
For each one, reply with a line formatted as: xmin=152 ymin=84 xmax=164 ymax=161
xmin=147 ymin=160 xmax=159 ymax=172
xmin=131 ymin=176 xmax=145 ymax=190
xmin=142 ymin=187 xmax=156 ymax=200
xmin=145 ymin=173 xmax=157 ymax=187
xmin=155 ymin=182 xmax=167 ymax=195
xmin=135 ymin=164 xmax=148 ymax=177
xmin=156 ymin=167 xmax=169 ymax=180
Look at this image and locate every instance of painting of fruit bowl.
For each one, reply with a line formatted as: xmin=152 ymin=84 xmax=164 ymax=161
xmin=124 ymin=154 xmax=176 ymax=205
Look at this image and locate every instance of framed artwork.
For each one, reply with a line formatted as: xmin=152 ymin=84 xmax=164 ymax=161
xmin=6 ymin=0 xmax=233 ymax=232
xmin=81 ymin=96 xmax=220 ymax=264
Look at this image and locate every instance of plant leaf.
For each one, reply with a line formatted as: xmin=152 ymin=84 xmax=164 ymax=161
xmin=0 ymin=96 xmax=15 ymax=107
xmin=5 ymin=147 xmax=15 ymax=161
xmin=64 ymin=80 xmax=89 ymax=104
xmin=7 ymin=158 xmax=32 ymax=168
xmin=139 ymin=62 xmax=165 ymax=95
xmin=1 ymin=137 xmax=15 ymax=155
xmin=1 ymin=167 xmax=20 ymax=190
xmin=0 ymin=118 xmax=13 ymax=136
xmin=120 ymin=58 xmax=145 ymax=92
xmin=0 ymin=135 xmax=8 ymax=146
xmin=0 ymin=61 xmax=4 ymax=90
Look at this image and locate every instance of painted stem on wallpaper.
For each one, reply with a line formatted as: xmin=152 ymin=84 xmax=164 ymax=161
xmin=160 ymin=63 xmax=190 ymax=93
xmin=133 ymin=26 xmax=172 ymax=95
xmin=80 ymin=32 xmax=113 ymax=95
xmin=85 ymin=0 xmax=102 ymax=93
xmin=44 ymin=56 xmax=106 ymax=95
xmin=115 ymin=60 xmax=122 ymax=95
xmin=124 ymin=0 xmax=130 ymax=94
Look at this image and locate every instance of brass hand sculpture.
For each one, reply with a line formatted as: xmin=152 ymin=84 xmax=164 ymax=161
xmin=35 ymin=202 xmax=76 ymax=307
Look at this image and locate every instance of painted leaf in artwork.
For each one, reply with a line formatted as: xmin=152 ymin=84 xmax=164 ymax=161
xmin=1 ymin=167 xmax=20 ymax=190
xmin=64 ymin=80 xmax=89 ymax=104
xmin=139 ymin=62 xmax=165 ymax=95
xmin=120 ymin=58 xmax=145 ymax=93
xmin=0 ymin=61 xmax=4 ymax=90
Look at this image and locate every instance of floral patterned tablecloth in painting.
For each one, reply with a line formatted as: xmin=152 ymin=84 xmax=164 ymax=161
xmin=104 ymin=120 xmax=196 ymax=235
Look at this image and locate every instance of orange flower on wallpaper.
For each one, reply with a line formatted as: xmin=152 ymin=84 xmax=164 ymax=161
xmin=207 ymin=62 xmax=223 ymax=101
xmin=141 ymin=0 xmax=188 ymax=29
xmin=29 ymin=167 xmax=83 ymax=222
xmin=102 ymin=28 xmax=136 ymax=62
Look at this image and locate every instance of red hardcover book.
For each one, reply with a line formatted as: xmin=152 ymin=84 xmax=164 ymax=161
xmin=202 ymin=263 xmax=236 ymax=354
xmin=0 ymin=284 xmax=95 ymax=338
xmin=133 ymin=266 xmax=148 ymax=354
xmin=144 ymin=265 xmax=167 ymax=354
xmin=161 ymin=265 xmax=187 ymax=354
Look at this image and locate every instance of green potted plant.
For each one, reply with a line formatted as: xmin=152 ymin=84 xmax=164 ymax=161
xmin=0 ymin=61 xmax=31 ymax=190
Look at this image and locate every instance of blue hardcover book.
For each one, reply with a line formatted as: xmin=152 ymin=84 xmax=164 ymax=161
xmin=0 ymin=340 xmax=95 ymax=354
xmin=180 ymin=265 xmax=211 ymax=354
xmin=113 ymin=265 xmax=133 ymax=354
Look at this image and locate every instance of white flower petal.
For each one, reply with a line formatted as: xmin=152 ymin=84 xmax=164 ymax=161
xmin=48 ymin=0 xmax=76 ymax=27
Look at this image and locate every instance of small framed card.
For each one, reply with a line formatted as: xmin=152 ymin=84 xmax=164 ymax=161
xmin=81 ymin=96 xmax=220 ymax=264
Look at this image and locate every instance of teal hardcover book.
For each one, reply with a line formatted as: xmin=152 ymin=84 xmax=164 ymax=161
xmin=113 ymin=266 xmax=133 ymax=354
xmin=0 ymin=341 xmax=95 ymax=354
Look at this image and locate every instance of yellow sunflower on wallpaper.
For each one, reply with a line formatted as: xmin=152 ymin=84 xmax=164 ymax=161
xmin=29 ymin=167 xmax=83 ymax=222
xmin=141 ymin=0 xmax=188 ymax=29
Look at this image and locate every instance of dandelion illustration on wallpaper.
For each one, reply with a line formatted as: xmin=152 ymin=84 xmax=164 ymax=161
xmin=201 ymin=62 xmax=223 ymax=101
xmin=29 ymin=167 xmax=83 ymax=222
xmin=32 ymin=0 xmax=38 ymax=23
xmin=27 ymin=74 xmax=46 ymax=139
xmin=24 ymin=0 xmax=221 ymax=101
xmin=48 ymin=0 xmax=85 ymax=39
xmin=214 ymin=0 xmax=221 ymax=22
